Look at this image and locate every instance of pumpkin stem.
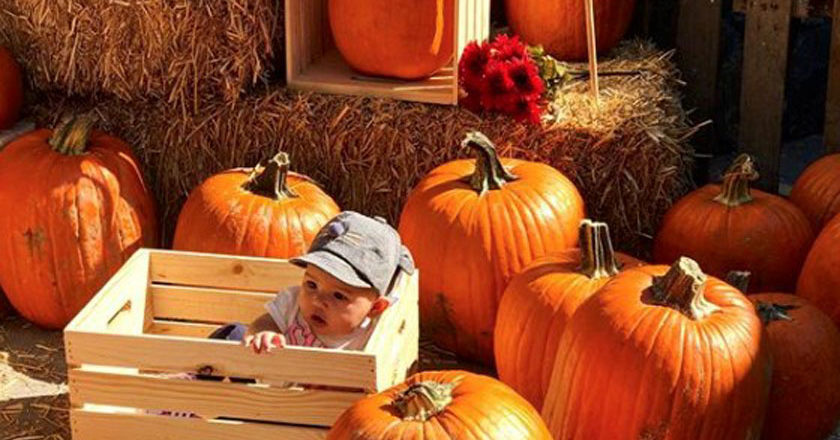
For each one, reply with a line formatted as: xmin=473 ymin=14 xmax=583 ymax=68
xmin=578 ymin=219 xmax=621 ymax=279
xmin=714 ymin=154 xmax=759 ymax=207
xmin=650 ymin=257 xmax=721 ymax=320
xmin=461 ymin=131 xmax=518 ymax=194
xmin=243 ymin=152 xmax=299 ymax=200
xmin=725 ymin=271 xmax=751 ymax=293
xmin=392 ymin=381 xmax=456 ymax=422
xmin=755 ymin=302 xmax=797 ymax=325
xmin=48 ymin=114 xmax=96 ymax=156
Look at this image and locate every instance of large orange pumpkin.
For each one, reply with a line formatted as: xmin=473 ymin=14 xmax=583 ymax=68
xmin=328 ymin=0 xmax=454 ymax=80
xmin=790 ymin=154 xmax=840 ymax=232
xmin=399 ymin=131 xmax=585 ymax=365
xmin=173 ymin=152 xmax=339 ymax=258
xmin=798 ymin=213 xmax=840 ymax=326
xmin=653 ymin=154 xmax=814 ymax=293
xmin=0 ymin=46 xmax=24 ymax=130
xmin=542 ymin=258 xmax=772 ymax=439
xmin=0 ymin=115 xmax=158 ymax=329
xmin=494 ymin=219 xmax=641 ymax=409
xmin=505 ymin=0 xmax=637 ymax=61
xmin=326 ymin=370 xmax=552 ymax=440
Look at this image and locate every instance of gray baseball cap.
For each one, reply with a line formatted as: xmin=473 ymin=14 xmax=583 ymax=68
xmin=290 ymin=211 xmax=415 ymax=297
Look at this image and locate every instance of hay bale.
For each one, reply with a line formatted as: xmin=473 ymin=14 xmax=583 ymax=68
xmin=27 ymin=41 xmax=696 ymax=256
xmin=0 ymin=0 xmax=283 ymax=114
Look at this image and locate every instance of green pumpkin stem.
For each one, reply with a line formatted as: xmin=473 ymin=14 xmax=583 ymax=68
xmin=48 ymin=114 xmax=96 ymax=156
xmin=243 ymin=152 xmax=299 ymax=200
xmin=755 ymin=302 xmax=797 ymax=326
xmin=725 ymin=271 xmax=752 ymax=293
xmin=650 ymin=257 xmax=721 ymax=320
xmin=462 ymin=131 xmax=518 ymax=194
xmin=714 ymin=154 xmax=759 ymax=207
xmin=392 ymin=381 xmax=456 ymax=422
xmin=579 ymin=219 xmax=621 ymax=279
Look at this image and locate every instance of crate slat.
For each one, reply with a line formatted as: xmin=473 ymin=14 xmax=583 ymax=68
xmin=149 ymin=250 xmax=302 ymax=292
xmin=151 ymin=284 xmax=275 ymax=324
xmin=69 ymin=368 xmax=362 ymax=427
xmin=65 ymin=331 xmax=377 ymax=389
xmin=365 ymin=273 xmax=419 ymax=390
xmin=148 ymin=320 xmax=220 ymax=338
xmin=826 ymin=0 xmax=840 ymax=153
xmin=71 ymin=408 xmax=327 ymax=440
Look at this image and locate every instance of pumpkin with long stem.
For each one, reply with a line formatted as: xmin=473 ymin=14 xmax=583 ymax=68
xmin=399 ymin=131 xmax=585 ymax=365
xmin=542 ymin=258 xmax=772 ymax=439
xmin=326 ymin=370 xmax=551 ymax=439
xmin=0 ymin=114 xmax=158 ymax=328
xmin=0 ymin=46 xmax=24 ymax=130
xmin=790 ymin=153 xmax=840 ymax=232
xmin=494 ymin=219 xmax=641 ymax=408
xmin=798 ymin=213 xmax=840 ymax=326
xmin=653 ymin=154 xmax=814 ymax=293
xmin=173 ymin=152 xmax=339 ymax=259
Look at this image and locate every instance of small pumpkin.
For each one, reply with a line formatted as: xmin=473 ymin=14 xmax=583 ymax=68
xmin=0 ymin=46 xmax=24 ymax=130
xmin=0 ymin=115 xmax=158 ymax=329
xmin=790 ymin=154 xmax=840 ymax=232
xmin=399 ymin=131 xmax=585 ymax=365
xmin=542 ymin=258 xmax=772 ymax=439
xmin=653 ymin=154 xmax=814 ymax=293
xmin=797 ymin=213 xmax=840 ymax=326
xmin=494 ymin=219 xmax=641 ymax=409
xmin=173 ymin=152 xmax=339 ymax=259
xmin=328 ymin=0 xmax=455 ymax=80
xmin=326 ymin=370 xmax=552 ymax=440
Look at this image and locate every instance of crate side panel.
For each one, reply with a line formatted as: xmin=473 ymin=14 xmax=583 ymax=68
xmin=151 ymin=285 xmax=275 ymax=324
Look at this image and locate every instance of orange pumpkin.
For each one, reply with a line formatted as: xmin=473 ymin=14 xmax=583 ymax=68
xmin=0 ymin=46 xmax=24 ymax=130
xmin=0 ymin=115 xmax=158 ymax=329
xmin=326 ymin=370 xmax=552 ymax=440
xmin=173 ymin=153 xmax=339 ymax=258
xmin=542 ymin=258 xmax=772 ymax=439
xmin=790 ymin=154 xmax=840 ymax=232
xmin=328 ymin=0 xmax=454 ymax=80
xmin=505 ymin=0 xmax=637 ymax=61
xmin=798 ymin=213 xmax=840 ymax=326
xmin=399 ymin=131 xmax=585 ymax=365
xmin=653 ymin=154 xmax=814 ymax=293
xmin=494 ymin=219 xmax=641 ymax=409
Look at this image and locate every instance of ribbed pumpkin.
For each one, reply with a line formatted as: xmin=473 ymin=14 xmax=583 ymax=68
xmin=542 ymin=258 xmax=772 ymax=439
xmin=790 ymin=154 xmax=840 ymax=232
xmin=653 ymin=154 xmax=814 ymax=293
xmin=399 ymin=131 xmax=585 ymax=365
xmin=328 ymin=0 xmax=454 ymax=80
xmin=494 ymin=219 xmax=641 ymax=409
xmin=0 ymin=46 xmax=24 ymax=130
xmin=505 ymin=0 xmax=637 ymax=61
xmin=0 ymin=115 xmax=158 ymax=329
xmin=173 ymin=152 xmax=339 ymax=259
xmin=326 ymin=370 xmax=552 ymax=440
xmin=798 ymin=213 xmax=840 ymax=326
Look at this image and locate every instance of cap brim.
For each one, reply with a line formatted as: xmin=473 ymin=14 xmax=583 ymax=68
xmin=290 ymin=251 xmax=373 ymax=290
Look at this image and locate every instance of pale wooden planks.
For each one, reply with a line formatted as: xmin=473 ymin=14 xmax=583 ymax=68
xmin=148 ymin=320 xmax=220 ymax=338
xmin=69 ymin=368 xmax=362 ymax=427
xmin=151 ymin=284 xmax=275 ymax=324
xmin=365 ymin=272 xmax=420 ymax=390
xmin=149 ymin=250 xmax=302 ymax=292
xmin=827 ymin=0 xmax=840 ymax=153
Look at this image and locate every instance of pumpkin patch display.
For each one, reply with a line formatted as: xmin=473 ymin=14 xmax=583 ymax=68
xmin=790 ymin=154 xmax=840 ymax=232
xmin=494 ymin=219 xmax=641 ymax=408
xmin=173 ymin=152 xmax=339 ymax=259
xmin=0 ymin=115 xmax=158 ymax=329
xmin=542 ymin=257 xmax=772 ymax=439
xmin=328 ymin=0 xmax=455 ymax=80
xmin=0 ymin=46 xmax=24 ymax=130
xmin=326 ymin=370 xmax=552 ymax=440
xmin=504 ymin=0 xmax=637 ymax=61
xmin=798 ymin=213 xmax=840 ymax=326
xmin=399 ymin=131 xmax=585 ymax=365
xmin=653 ymin=154 xmax=814 ymax=293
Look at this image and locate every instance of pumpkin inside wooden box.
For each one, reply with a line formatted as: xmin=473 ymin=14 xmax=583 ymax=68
xmin=285 ymin=0 xmax=490 ymax=105
xmin=64 ymin=249 xmax=419 ymax=440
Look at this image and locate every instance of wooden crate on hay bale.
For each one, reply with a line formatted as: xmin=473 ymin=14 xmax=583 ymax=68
xmin=64 ymin=249 xmax=419 ymax=439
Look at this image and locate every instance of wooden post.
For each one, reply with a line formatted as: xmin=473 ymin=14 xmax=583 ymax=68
xmin=584 ymin=0 xmax=599 ymax=101
xmin=826 ymin=0 xmax=840 ymax=153
xmin=740 ymin=0 xmax=793 ymax=192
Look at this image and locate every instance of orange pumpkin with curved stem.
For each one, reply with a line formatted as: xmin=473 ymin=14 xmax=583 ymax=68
xmin=173 ymin=153 xmax=340 ymax=259
xmin=494 ymin=219 xmax=641 ymax=409
xmin=790 ymin=154 xmax=840 ymax=232
xmin=798 ymin=213 xmax=840 ymax=326
xmin=326 ymin=370 xmax=552 ymax=440
xmin=0 ymin=115 xmax=158 ymax=329
xmin=399 ymin=131 xmax=585 ymax=365
xmin=542 ymin=258 xmax=772 ymax=439
xmin=0 ymin=46 xmax=24 ymax=130
xmin=653 ymin=154 xmax=814 ymax=293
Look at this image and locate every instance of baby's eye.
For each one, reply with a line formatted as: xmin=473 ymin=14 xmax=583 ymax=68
xmin=333 ymin=292 xmax=348 ymax=302
xmin=304 ymin=280 xmax=317 ymax=290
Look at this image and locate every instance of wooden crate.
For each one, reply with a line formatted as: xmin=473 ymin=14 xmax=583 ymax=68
xmin=64 ymin=249 xmax=419 ymax=440
xmin=285 ymin=0 xmax=491 ymax=105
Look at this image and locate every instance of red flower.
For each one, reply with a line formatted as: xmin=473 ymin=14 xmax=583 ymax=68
xmin=507 ymin=58 xmax=544 ymax=96
xmin=490 ymin=34 xmax=527 ymax=61
xmin=459 ymin=41 xmax=490 ymax=89
xmin=511 ymin=97 xmax=543 ymax=125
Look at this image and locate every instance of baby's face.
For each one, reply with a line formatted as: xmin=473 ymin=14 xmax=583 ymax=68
xmin=298 ymin=265 xmax=382 ymax=338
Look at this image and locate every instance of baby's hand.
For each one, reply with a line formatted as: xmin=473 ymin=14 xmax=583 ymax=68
xmin=243 ymin=331 xmax=286 ymax=354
